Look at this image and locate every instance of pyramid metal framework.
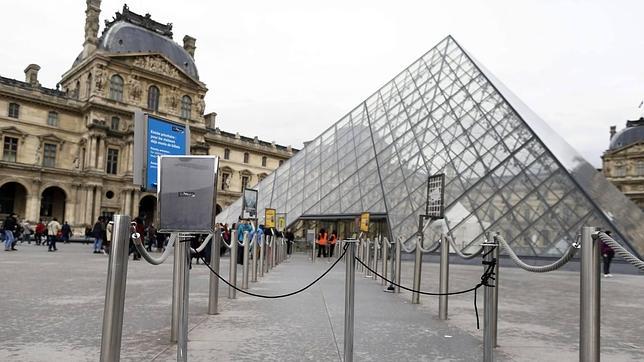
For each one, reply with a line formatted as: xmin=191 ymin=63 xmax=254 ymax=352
xmin=218 ymin=36 xmax=644 ymax=258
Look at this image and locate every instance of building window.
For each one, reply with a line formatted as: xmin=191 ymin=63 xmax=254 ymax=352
xmin=109 ymin=74 xmax=124 ymax=101
xmin=614 ymin=164 xmax=626 ymax=177
xmin=279 ymin=160 xmax=284 ymax=166
xmin=181 ymin=95 xmax=192 ymax=119
xmin=75 ymin=80 xmax=81 ymax=99
xmin=243 ymin=152 xmax=249 ymax=164
xmin=221 ymin=172 xmax=230 ymax=190
xmin=262 ymin=156 xmax=267 ymax=167
xmin=47 ymin=111 xmax=59 ymax=126
xmin=106 ymin=148 xmax=119 ymax=175
xmin=43 ymin=143 xmax=57 ymax=167
xmin=8 ymin=103 xmax=19 ymax=118
xmin=224 ymin=148 xmax=230 ymax=160
xmin=2 ymin=137 xmax=18 ymax=162
xmin=148 ymin=85 xmax=160 ymax=111
xmin=637 ymin=160 xmax=644 ymax=176
xmin=111 ymin=116 xmax=120 ymax=131
xmin=241 ymin=176 xmax=249 ymax=191
xmin=86 ymin=72 xmax=92 ymax=97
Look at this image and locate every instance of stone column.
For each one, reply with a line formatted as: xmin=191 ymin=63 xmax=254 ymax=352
xmin=132 ymin=190 xmax=141 ymax=217
xmin=96 ymin=137 xmax=105 ymax=171
xmin=87 ymin=136 xmax=96 ymax=169
xmin=85 ymin=186 xmax=95 ymax=224
xmin=26 ymin=179 xmax=42 ymax=222
xmin=93 ymin=185 xmax=102 ymax=222
xmin=69 ymin=182 xmax=82 ymax=225
xmin=123 ymin=188 xmax=132 ymax=217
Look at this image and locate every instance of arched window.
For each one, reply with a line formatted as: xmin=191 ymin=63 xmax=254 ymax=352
xmin=261 ymin=156 xmax=267 ymax=167
xmin=181 ymin=95 xmax=192 ymax=119
xmin=109 ymin=74 xmax=124 ymax=101
xmin=243 ymin=152 xmax=249 ymax=164
xmin=75 ymin=80 xmax=80 ymax=99
xmin=86 ymin=72 xmax=92 ymax=97
xmin=224 ymin=148 xmax=230 ymax=160
xmin=147 ymin=85 xmax=160 ymax=111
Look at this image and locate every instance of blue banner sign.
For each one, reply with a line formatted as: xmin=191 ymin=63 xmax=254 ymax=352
xmin=146 ymin=115 xmax=186 ymax=190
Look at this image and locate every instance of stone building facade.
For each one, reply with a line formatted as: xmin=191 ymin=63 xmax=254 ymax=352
xmin=0 ymin=2 xmax=295 ymax=230
xmin=602 ymin=117 xmax=644 ymax=209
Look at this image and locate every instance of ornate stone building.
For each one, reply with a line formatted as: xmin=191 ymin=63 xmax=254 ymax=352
xmin=602 ymin=117 xmax=644 ymax=209
xmin=0 ymin=2 xmax=295 ymax=229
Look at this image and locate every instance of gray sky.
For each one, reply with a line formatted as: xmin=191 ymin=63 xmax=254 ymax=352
xmin=1 ymin=0 xmax=643 ymax=167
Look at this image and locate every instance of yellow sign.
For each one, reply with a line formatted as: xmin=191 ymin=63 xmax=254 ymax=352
xmin=265 ymin=208 xmax=276 ymax=228
xmin=277 ymin=214 xmax=286 ymax=232
xmin=360 ymin=212 xmax=370 ymax=232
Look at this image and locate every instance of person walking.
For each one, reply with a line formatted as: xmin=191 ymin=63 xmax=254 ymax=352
xmin=328 ymin=230 xmax=338 ymax=258
xmin=35 ymin=219 xmax=46 ymax=245
xmin=92 ymin=217 xmax=105 ymax=253
xmin=146 ymin=224 xmax=157 ymax=252
xmin=601 ymin=231 xmax=616 ymax=277
xmin=46 ymin=217 xmax=61 ymax=252
xmin=3 ymin=213 xmax=18 ymax=251
xmin=284 ymin=228 xmax=295 ymax=255
xmin=236 ymin=220 xmax=253 ymax=265
xmin=61 ymin=221 xmax=72 ymax=244
xmin=130 ymin=217 xmax=144 ymax=261
xmin=317 ymin=228 xmax=328 ymax=258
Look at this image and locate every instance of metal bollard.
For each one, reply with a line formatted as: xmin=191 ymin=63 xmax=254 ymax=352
xmin=412 ymin=235 xmax=423 ymax=304
xmin=395 ymin=237 xmax=401 ymax=293
xmin=259 ymin=235 xmax=265 ymax=277
xmin=177 ymin=238 xmax=190 ymax=362
xmin=365 ymin=239 xmax=372 ymax=277
xmin=271 ymin=236 xmax=276 ymax=268
xmin=580 ymin=226 xmax=600 ymax=362
xmin=208 ymin=230 xmax=221 ymax=315
xmin=492 ymin=238 xmax=500 ymax=347
xmin=100 ymin=215 xmax=130 ymax=362
xmin=483 ymin=241 xmax=497 ymax=362
xmin=242 ymin=232 xmax=250 ymax=289
xmin=229 ymin=230 xmax=238 ymax=299
xmin=312 ymin=238 xmax=316 ymax=263
xmin=382 ymin=237 xmax=388 ymax=286
xmin=438 ymin=234 xmax=449 ymax=320
xmin=343 ymin=239 xmax=357 ymax=362
xmin=171 ymin=232 xmax=181 ymax=342
xmin=252 ymin=234 xmax=258 ymax=282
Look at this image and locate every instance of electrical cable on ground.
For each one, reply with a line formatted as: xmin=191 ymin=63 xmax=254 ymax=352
xmin=198 ymin=244 xmax=348 ymax=299
xmin=354 ymin=248 xmax=497 ymax=329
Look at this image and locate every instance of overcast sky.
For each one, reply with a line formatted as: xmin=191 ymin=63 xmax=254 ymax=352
xmin=1 ymin=0 xmax=643 ymax=167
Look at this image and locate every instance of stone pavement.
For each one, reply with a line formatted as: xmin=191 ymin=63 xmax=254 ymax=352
xmin=1 ymin=242 xmax=643 ymax=361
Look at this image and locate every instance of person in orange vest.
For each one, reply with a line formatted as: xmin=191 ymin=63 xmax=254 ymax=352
xmin=317 ymin=228 xmax=327 ymax=258
xmin=328 ymin=230 xmax=338 ymax=258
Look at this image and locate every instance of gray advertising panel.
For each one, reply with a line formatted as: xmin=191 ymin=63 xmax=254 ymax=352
xmin=241 ymin=188 xmax=258 ymax=220
xmin=157 ymin=156 xmax=219 ymax=233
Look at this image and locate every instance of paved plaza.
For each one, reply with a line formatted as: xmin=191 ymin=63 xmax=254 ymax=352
xmin=1 ymin=242 xmax=643 ymax=361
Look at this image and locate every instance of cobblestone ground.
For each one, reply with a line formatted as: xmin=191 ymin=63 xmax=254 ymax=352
xmin=1 ymin=242 xmax=643 ymax=361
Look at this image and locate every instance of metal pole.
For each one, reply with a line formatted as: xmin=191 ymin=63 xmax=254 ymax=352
xmin=259 ymin=235 xmax=265 ymax=277
xmin=365 ymin=239 xmax=372 ymax=277
xmin=312 ymin=236 xmax=315 ymax=263
xmin=412 ymin=235 xmax=423 ymax=304
xmin=271 ymin=235 xmax=276 ymax=269
xmin=580 ymin=226 xmax=600 ymax=362
xmin=382 ymin=236 xmax=388 ymax=286
xmin=483 ymin=242 xmax=495 ymax=362
xmin=229 ymin=230 xmax=237 ymax=299
xmin=252 ymin=234 xmax=258 ymax=282
xmin=208 ymin=230 xmax=221 ymax=315
xmin=492 ymin=238 xmax=500 ymax=347
xmin=438 ymin=234 xmax=449 ymax=320
xmin=177 ymin=238 xmax=190 ymax=362
xmin=242 ymin=232 xmax=249 ymax=289
xmin=343 ymin=239 xmax=357 ymax=362
xmin=171 ymin=232 xmax=181 ymax=342
xmin=395 ymin=237 xmax=401 ymax=293
xmin=100 ymin=215 xmax=130 ymax=362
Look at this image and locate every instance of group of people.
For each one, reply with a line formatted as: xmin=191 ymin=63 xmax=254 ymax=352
xmin=88 ymin=216 xmax=169 ymax=260
xmin=315 ymin=228 xmax=338 ymax=258
xmin=2 ymin=214 xmax=71 ymax=252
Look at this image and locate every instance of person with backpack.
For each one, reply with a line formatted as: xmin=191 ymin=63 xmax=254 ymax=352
xmin=92 ymin=216 xmax=105 ymax=254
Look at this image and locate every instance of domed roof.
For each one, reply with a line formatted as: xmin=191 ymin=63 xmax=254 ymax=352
xmin=609 ymin=118 xmax=644 ymax=150
xmin=72 ymin=6 xmax=199 ymax=80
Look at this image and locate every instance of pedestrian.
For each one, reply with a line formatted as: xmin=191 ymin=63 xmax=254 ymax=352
xmin=146 ymin=224 xmax=157 ymax=252
xmin=35 ymin=219 xmax=46 ymax=245
xmin=317 ymin=228 xmax=327 ymax=258
xmin=601 ymin=231 xmax=616 ymax=277
xmin=130 ymin=217 xmax=144 ymax=260
xmin=47 ymin=217 xmax=61 ymax=252
xmin=20 ymin=220 xmax=33 ymax=244
xmin=284 ymin=228 xmax=295 ymax=255
xmin=236 ymin=220 xmax=253 ymax=264
xmin=3 ymin=213 xmax=18 ymax=251
xmin=91 ymin=217 xmax=105 ymax=253
xmin=221 ymin=223 xmax=230 ymax=256
xmin=328 ymin=230 xmax=337 ymax=258
xmin=61 ymin=221 xmax=72 ymax=244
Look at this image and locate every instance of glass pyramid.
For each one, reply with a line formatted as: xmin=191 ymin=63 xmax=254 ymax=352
xmin=218 ymin=35 xmax=644 ymax=258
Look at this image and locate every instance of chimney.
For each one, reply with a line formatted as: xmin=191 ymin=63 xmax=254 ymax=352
xmin=24 ymin=64 xmax=41 ymax=86
xmin=610 ymin=125 xmax=616 ymax=140
xmin=82 ymin=0 xmax=101 ymax=58
xmin=204 ymin=112 xmax=217 ymax=129
xmin=183 ymin=35 xmax=196 ymax=58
